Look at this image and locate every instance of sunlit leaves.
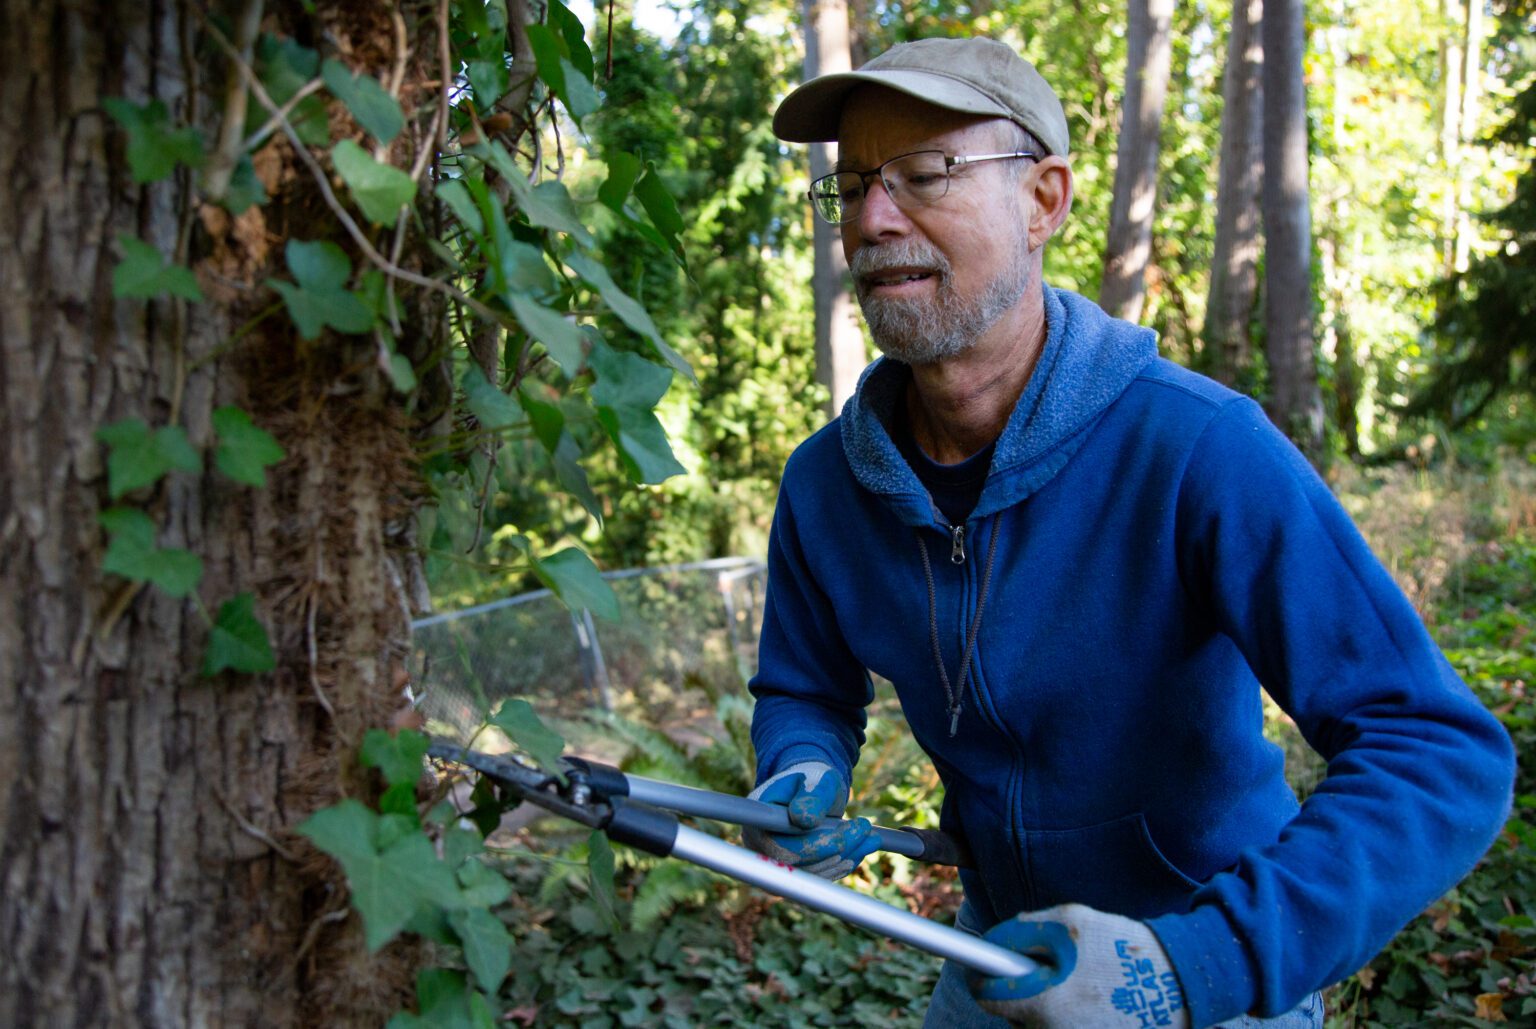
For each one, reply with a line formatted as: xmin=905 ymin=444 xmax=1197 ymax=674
xmin=269 ymin=239 xmax=375 ymax=339
xmin=322 ymin=59 xmax=404 ymax=144
xmin=202 ymin=593 xmax=276 ymax=676
xmin=212 ymin=406 xmax=286 ymax=486
xmin=489 ymin=696 xmax=569 ymax=775
xmin=298 ymin=800 xmax=465 ymax=951
xmin=112 ymin=235 xmax=203 ymax=302
xmin=102 ymin=98 xmax=204 ymax=183
xmin=566 ymin=253 xmax=693 ymax=383
xmin=360 ymin=728 xmax=431 ymax=788
xmin=96 ymin=419 xmax=200 ymax=499
xmin=508 ymin=294 xmax=583 ymax=375
xmin=527 ymin=24 xmax=599 ymax=124
xmin=332 ymin=139 xmax=417 ymax=224
xmin=588 ymin=340 xmax=686 ymax=484
xmin=99 ymin=507 xmax=203 ymax=597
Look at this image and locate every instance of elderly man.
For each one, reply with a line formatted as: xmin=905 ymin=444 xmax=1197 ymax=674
xmin=740 ymin=35 xmax=1515 ymax=1029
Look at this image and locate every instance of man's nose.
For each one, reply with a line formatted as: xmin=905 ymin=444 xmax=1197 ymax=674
xmin=852 ymin=177 xmax=911 ymax=242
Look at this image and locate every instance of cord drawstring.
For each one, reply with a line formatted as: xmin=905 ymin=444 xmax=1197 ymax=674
xmin=916 ymin=520 xmax=1001 ymax=737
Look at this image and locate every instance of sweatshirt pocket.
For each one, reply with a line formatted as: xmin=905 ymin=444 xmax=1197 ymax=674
xmin=1024 ymin=812 xmax=1201 ymax=920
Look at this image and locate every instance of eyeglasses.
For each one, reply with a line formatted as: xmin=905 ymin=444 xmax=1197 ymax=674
xmin=808 ymin=149 xmax=1037 ymax=225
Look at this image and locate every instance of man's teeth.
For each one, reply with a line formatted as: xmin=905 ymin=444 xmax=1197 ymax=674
xmin=875 ymin=273 xmax=929 ymax=284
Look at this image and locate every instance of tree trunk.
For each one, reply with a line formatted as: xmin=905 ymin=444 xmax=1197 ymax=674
xmin=1202 ymin=0 xmax=1264 ymax=385
xmin=1452 ymin=0 xmax=1485 ymax=273
xmin=1099 ymin=0 xmax=1176 ymax=324
xmin=803 ymin=0 xmax=866 ymax=417
xmin=1260 ymin=0 xmax=1324 ymax=457
xmin=1436 ymin=0 xmax=1465 ymax=273
xmin=0 ymin=2 xmax=423 ymax=1023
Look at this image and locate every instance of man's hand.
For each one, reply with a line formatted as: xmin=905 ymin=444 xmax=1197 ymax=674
xmin=741 ymin=761 xmax=881 ymax=880
xmin=969 ymin=903 xmax=1191 ymax=1028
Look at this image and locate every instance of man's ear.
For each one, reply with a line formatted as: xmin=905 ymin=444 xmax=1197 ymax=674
xmin=1026 ymin=157 xmax=1074 ymax=250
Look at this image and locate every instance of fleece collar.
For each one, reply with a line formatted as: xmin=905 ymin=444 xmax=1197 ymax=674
xmin=839 ymin=285 xmax=1159 ymax=527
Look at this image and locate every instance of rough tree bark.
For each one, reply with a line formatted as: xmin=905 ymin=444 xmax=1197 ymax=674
xmin=1202 ymin=0 xmax=1264 ymax=385
xmin=1260 ymin=0 xmax=1324 ymax=457
xmin=0 ymin=2 xmax=430 ymax=1024
xmin=804 ymin=0 xmax=866 ymax=417
xmin=1099 ymin=0 xmax=1176 ymax=324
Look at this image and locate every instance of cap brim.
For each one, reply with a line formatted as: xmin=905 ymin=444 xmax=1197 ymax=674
xmin=772 ymin=70 xmax=1013 ymax=143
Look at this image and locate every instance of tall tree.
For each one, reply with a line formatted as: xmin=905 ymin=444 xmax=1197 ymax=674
xmin=804 ymin=0 xmax=867 ymax=416
xmin=1202 ymin=0 xmax=1265 ymax=385
xmin=1099 ymin=0 xmax=1176 ymax=323
xmin=1261 ymin=0 xmax=1325 ymax=455
xmin=0 ymin=0 xmax=689 ymax=1021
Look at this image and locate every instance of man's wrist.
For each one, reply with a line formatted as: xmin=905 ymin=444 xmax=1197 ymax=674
xmin=1147 ymin=903 xmax=1256 ymax=1027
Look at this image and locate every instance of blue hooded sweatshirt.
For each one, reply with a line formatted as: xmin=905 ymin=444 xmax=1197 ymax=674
xmin=748 ymin=286 xmax=1514 ymax=1026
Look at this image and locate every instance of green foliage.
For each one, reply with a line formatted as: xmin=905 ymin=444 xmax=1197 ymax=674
xmin=99 ymin=507 xmax=203 ymax=597
xmin=112 ymin=235 xmax=203 ymax=302
xmin=269 ymin=239 xmax=376 ymax=339
xmin=96 ymin=419 xmax=200 ymax=499
xmin=489 ymin=698 xmax=569 ymax=778
xmin=331 ymin=139 xmax=418 ymax=225
xmin=202 ymin=593 xmax=276 ymax=676
xmin=321 ymin=58 xmax=405 ymax=144
xmin=102 ymin=98 xmax=204 ymax=183
xmin=212 ymin=406 xmax=286 ymax=487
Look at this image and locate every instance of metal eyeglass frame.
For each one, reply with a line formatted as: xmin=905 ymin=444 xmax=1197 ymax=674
xmin=809 ymin=149 xmax=1038 ymax=225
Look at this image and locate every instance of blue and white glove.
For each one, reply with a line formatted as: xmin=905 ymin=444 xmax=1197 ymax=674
xmin=740 ymin=761 xmax=881 ymax=880
xmin=969 ymin=903 xmax=1191 ymax=1028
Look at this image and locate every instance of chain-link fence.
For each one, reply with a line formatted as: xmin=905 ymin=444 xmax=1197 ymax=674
xmin=411 ymin=557 xmax=767 ymax=743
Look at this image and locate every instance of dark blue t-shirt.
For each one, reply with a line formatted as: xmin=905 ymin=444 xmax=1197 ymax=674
xmin=892 ymin=407 xmax=995 ymax=526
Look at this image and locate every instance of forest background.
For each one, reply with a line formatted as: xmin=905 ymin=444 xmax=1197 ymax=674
xmin=1 ymin=0 xmax=1533 ymax=1025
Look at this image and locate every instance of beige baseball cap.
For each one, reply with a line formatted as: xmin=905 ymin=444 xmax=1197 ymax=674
xmin=772 ymin=37 xmax=1070 ymax=157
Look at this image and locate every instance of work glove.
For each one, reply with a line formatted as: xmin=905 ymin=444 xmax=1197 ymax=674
xmin=969 ymin=903 xmax=1191 ymax=1028
xmin=740 ymin=761 xmax=881 ymax=880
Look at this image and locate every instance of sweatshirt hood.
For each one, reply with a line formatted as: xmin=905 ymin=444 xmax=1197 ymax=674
xmin=839 ymin=285 xmax=1159 ymax=526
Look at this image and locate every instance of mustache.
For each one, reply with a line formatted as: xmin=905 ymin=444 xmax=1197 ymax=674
xmin=849 ymin=239 xmax=952 ymax=290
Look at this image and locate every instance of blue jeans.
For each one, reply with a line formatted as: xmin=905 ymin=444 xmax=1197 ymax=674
xmin=922 ymin=903 xmax=1325 ymax=1029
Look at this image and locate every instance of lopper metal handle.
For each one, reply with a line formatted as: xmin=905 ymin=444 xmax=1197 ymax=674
xmin=565 ymin=758 xmax=973 ymax=868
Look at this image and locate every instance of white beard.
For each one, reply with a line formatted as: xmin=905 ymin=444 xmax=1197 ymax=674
xmin=851 ymin=226 xmax=1032 ymax=365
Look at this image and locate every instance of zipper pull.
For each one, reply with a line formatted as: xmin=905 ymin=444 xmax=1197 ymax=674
xmin=950 ymin=524 xmax=966 ymax=565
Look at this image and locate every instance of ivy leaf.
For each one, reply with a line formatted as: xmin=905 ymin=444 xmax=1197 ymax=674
xmin=514 ymin=534 xmax=620 ymax=620
xmin=220 ymin=155 xmax=268 ymax=215
xmin=526 ymin=25 xmax=599 ymax=124
xmin=494 ymin=163 xmax=594 ymax=247
xmin=588 ymin=342 xmax=686 ymax=485
xmin=321 ymin=59 xmax=404 ymax=144
xmin=212 ymin=406 xmax=286 ymax=487
xmin=436 ymin=180 xmax=484 ymax=237
xmin=99 ymin=507 xmax=204 ymax=597
xmin=387 ymin=969 xmax=495 ymax=1029
xmin=102 ymin=98 xmax=204 ymax=183
xmin=636 ymin=164 xmax=687 ymax=262
xmin=489 ymin=697 xmax=567 ymax=778
xmin=517 ymin=384 xmax=564 ymax=452
xmin=466 ymin=60 xmax=509 ymax=111
xmin=253 ymin=35 xmax=329 ymax=147
xmin=269 ymin=239 xmax=375 ymax=339
xmin=298 ymin=800 xmax=464 ymax=952
xmin=549 ymin=0 xmax=596 ymax=82
xmin=202 ymin=592 xmax=276 ymax=676
xmin=96 ymin=419 xmax=201 ymax=499
xmin=460 ymin=366 xmax=522 ymax=430
xmin=598 ymin=152 xmax=643 ymax=213
xmin=331 ymin=139 xmax=417 ymax=225
xmin=112 ymin=234 xmax=203 ymax=302
xmin=587 ymin=829 xmax=620 ymax=930
xmin=508 ymin=295 xmax=584 ymax=377
xmin=566 ymin=253 xmax=694 ymax=384
xmin=448 ymin=907 xmax=513 ymax=993
xmin=455 ymin=857 xmax=512 ymax=908
xmin=360 ymin=728 xmax=430 ymax=788
xmin=553 ymin=432 xmax=603 ymax=526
